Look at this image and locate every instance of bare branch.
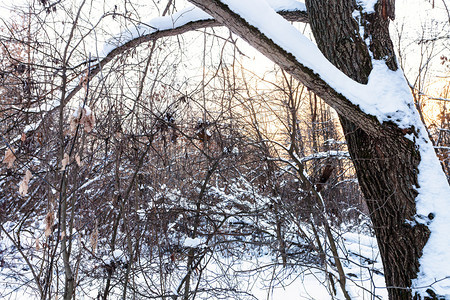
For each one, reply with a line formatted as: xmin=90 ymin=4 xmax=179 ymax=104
xmin=61 ymin=7 xmax=308 ymax=109
xmin=187 ymin=0 xmax=382 ymax=135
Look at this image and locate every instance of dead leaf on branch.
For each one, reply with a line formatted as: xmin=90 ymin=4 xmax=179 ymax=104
xmin=44 ymin=210 xmax=55 ymax=238
xmin=75 ymin=153 xmax=82 ymax=167
xmin=80 ymin=69 xmax=89 ymax=92
xmin=61 ymin=153 xmax=69 ymax=171
xmin=70 ymin=106 xmax=96 ymax=134
xmin=69 ymin=115 xmax=79 ymax=133
xmin=2 ymin=148 xmax=16 ymax=168
xmin=83 ymin=111 xmax=95 ymax=133
xmin=19 ymin=181 xmax=28 ymax=196
xmin=18 ymin=169 xmax=32 ymax=196
xmin=91 ymin=220 xmax=98 ymax=253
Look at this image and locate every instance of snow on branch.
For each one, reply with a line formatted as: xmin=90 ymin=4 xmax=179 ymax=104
xmin=60 ymin=2 xmax=308 ymax=113
xmin=189 ymin=0 xmax=421 ymax=134
xmin=101 ymin=0 xmax=306 ymax=56
xmin=298 ymin=150 xmax=350 ymax=163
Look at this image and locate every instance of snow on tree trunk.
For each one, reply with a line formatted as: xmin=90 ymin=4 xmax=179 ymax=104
xmin=305 ymin=1 xmax=429 ymax=299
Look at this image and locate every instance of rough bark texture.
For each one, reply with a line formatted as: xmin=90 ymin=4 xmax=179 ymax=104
xmin=187 ymin=0 xmax=436 ymax=299
xmin=305 ymin=1 xmax=430 ymax=299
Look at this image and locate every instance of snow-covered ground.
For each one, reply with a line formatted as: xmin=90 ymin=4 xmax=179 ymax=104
xmin=0 ymin=215 xmax=387 ymax=299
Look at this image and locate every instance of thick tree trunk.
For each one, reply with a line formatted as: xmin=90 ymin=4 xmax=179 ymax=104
xmin=305 ymin=1 xmax=430 ymax=298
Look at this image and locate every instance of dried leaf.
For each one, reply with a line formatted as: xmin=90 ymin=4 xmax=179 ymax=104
xmin=2 ymin=148 xmax=16 ymax=168
xmin=19 ymin=180 xmax=28 ymax=196
xmin=70 ymin=106 xmax=95 ymax=133
xmin=25 ymin=169 xmax=32 ymax=182
xmin=75 ymin=153 xmax=82 ymax=167
xmin=35 ymin=238 xmax=40 ymax=251
xmin=81 ymin=68 xmax=89 ymax=91
xmin=69 ymin=115 xmax=79 ymax=133
xmin=36 ymin=132 xmax=43 ymax=146
xmin=82 ymin=110 xmax=95 ymax=133
xmin=18 ymin=169 xmax=32 ymax=196
xmin=90 ymin=220 xmax=98 ymax=253
xmin=44 ymin=211 xmax=55 ymax=238
xmin=61 ymin=153 xmax=69 ymax=171
xmin=21 ymin=133 xmax=26 ymax=142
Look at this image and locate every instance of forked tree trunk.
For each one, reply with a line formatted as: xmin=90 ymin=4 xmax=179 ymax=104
xmin=305 ymin=1 xmax=431 ymax=298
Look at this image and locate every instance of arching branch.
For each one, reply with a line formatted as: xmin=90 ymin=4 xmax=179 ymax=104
xmin=61 ymin=6 xmax=308 ymax=109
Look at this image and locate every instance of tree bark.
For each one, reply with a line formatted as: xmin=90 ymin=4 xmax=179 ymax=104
xmin=304 ymin=1 xmax=430 ymax=298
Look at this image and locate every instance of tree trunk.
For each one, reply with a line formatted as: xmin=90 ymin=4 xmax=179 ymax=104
xmin=305 ymin=1 xmax=430 ymax=298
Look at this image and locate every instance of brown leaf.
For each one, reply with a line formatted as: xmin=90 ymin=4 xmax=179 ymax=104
xmin=35 ymin=238 xmax=40 ymax=251
xmin=21 ymin=133 xmax=26 ymax=142
xmin=25 ymin=169 xmax=32 ymax=182
xmin=81 ymin=68 xmax=89 ymax=91
xmin=36 ymin=132 xmax=43 ymax=146
xmin=75 ymin=153 xmax=82 ymax=167
xmin=44 ymin=211 xmax=55 ymax=238
xmin=90 ymin=220 xmax=98 ymax=253
xmin=2 ymin=148 xmax=16 ymax=168
xmin=18 ymin=169 xmax=32 ymax=196
xmin=69 ymin=115 xmax=79 ymax=133
xmin=61 ymin=153 xmax=69 ymax=171
xmin=19 ymin=181 xmax=28 ymax=196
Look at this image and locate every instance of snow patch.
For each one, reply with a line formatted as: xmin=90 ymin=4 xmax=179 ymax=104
xmin=24 ymin=121 xmax=42 ymax=133
xmin=357 ymin=0 xmax=378 ymax=13
xmin=265 ymin=0 xmax=306 ymax=12
xmin=73 ymin=103 xmax=92 ymax=117
xmin=183 ymin=237 xmax=206 ymax=248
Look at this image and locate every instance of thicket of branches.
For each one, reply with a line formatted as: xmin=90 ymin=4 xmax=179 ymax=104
xmin=0 ymin=1 xmax=448 ymax=299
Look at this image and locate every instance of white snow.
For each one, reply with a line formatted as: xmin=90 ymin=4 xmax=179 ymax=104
xmin=299 ymin=150 xmax=350 ymax=163
xmin=73 ymin=103 xmax=92 ymax=117
xmin=112 ymin=249 xmax=127 ymax=263
xmin=410 ymin=128 xmax=450 ymax=296
xmin=100 ymin=1 xmax=306 ymax=57
xmin=265 ymin=0 xmax=306 ymax=12
xmin=101 ymin=6 xmax=211 ymax=56
xmin=183 ymin=237 xmax=206 ymax=248
xmin=112 ymin=249 xmax=123 ymax=258
xmin=357 ymin=0 xmax=377 ymax=13
xmin=24 ymin=121 xmax=42 ymax=133
xmin=11 ymin=99 xmax=60 ymax=114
